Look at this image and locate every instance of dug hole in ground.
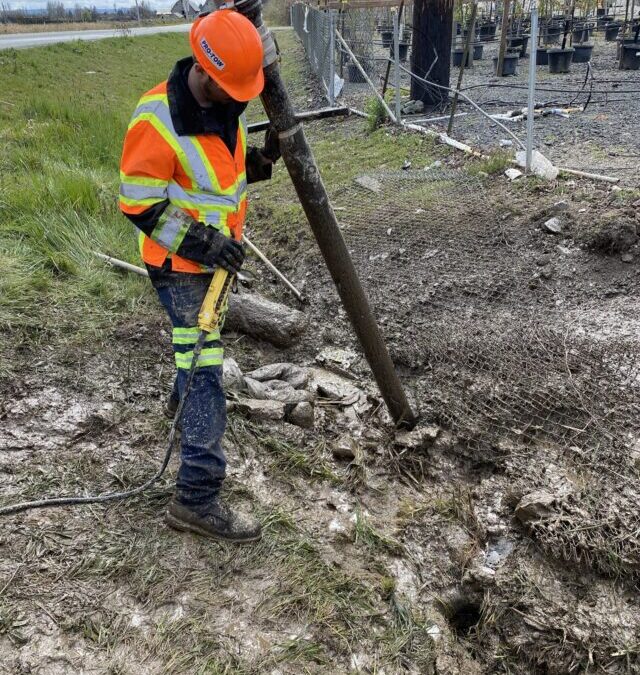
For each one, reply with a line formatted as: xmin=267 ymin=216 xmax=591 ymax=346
xmin=1 ymin=28 xmax=640 ymax=675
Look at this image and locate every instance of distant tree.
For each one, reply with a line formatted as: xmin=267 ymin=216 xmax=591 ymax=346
xmin=138 ymin=0 xmax=155 ymax=19
xmin=46 ymin=1 xmax=66 ymax=21
xmin=1 ymin=2 xmax=11 ymax=24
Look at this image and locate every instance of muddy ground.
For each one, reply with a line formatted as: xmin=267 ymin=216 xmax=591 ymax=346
xmin=1 ymin=28 xmax=640 ymax=675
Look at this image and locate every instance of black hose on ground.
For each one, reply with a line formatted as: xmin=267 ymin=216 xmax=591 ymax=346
xmin=0 ymin=332 xmax=207 ymax=516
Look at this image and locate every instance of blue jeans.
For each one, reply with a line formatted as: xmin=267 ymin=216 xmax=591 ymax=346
xmin=154 ymin=273 xmax=227 ymax=513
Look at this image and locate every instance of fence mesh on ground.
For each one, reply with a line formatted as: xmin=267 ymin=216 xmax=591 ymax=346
xmin=307 ymin=163 xmax=640 ymax=574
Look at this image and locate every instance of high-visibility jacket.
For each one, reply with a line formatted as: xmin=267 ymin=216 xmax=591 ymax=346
xmin=119 ymin=81 xmax=248 ymax=273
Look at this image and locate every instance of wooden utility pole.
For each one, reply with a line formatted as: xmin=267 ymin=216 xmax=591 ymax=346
xmin=496 ymin=0 xmax=511 ymax=75
xmin=410 ymin=0 xmax=455 ymax=107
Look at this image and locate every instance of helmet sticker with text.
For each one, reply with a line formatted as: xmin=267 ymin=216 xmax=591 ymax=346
xmin=200 ymin=38 xmax=225 ymax=70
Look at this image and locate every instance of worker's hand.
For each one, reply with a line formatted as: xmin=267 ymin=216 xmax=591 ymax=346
xmin=261 ymin=126 xmax=281 ymax=163
xmin=206 ymin=230 xmax=245 ymax=273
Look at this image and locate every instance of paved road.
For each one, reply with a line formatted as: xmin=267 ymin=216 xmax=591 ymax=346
xmin=0 ymin=23 xmax=291 ymax=50
xmin=0 ymin=23 xmax=193 ymax=50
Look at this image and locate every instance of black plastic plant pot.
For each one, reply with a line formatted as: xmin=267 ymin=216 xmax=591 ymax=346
xmin=390 ymin=42 xmax=410 ymax=61
xmin=347 ymin=62 xmax=366 ymax=83
xmin=547 ymin=47 xmax=574 ymax=73
xmin=606 ymin=23 xmax=621 ymax=41
xmin=479 ymin=22 xmax=497 ymax=42
xmin=380 ymin=30 xmax=393 ymax=48
xmin=507 ymin=35 xmax=524 ymax=52
xmin=573 ymin=43 xmax=594 ymax=63
xmin=473 ymin=42 xmax=484 ymax=60
xmin=493 ymin=52 xmax=519 ymax=75
xmin=452 ymin=48 xmax=473 ymax=67
xmin=536 ymin=46 xmax=549 ymax=65
xmin=572 ymin=27 xmax=586 ymax=43
xmin=617 ymin=37 xmax=639 ymax=58
xmin=620 ymin=43 xmax=640 ymax=70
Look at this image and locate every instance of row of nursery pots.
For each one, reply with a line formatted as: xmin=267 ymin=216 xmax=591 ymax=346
xmin=494 ymin=40 xmax=639 ymax=74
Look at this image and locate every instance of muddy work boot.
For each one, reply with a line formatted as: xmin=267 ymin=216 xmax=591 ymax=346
xmin=165 ymin=499 xmax=262 ymax=544
xmin=164 ymin=391 xmax=179 ymax=419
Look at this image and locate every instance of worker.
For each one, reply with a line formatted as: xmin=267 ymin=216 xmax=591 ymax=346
xmin=119 ymin=10 xmax=279 ymax=543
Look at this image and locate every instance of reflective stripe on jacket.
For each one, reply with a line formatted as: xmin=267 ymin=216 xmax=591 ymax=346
xmin=119 ymin=82 xmax=248 ymax=273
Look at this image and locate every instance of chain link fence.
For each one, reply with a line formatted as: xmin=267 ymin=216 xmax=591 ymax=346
xmin=291 ymin=3 xmax=337 ymax=104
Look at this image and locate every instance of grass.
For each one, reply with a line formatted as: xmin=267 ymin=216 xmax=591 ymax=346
xmin=354 ymin=506 xmax=404 ymax=556
xmin=466 ymin=150 xmax=513 ymax=176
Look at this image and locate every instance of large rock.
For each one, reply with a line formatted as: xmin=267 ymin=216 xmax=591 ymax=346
xmin=235 ymin=398 xmax=288 ymax=422
xmin=514 ymin=490 xmax=556 ymax=522
xmin=287 ymin=402 xmax=315 ymax=429
xmin=225 ymin=292 xmax=308 ymax=348
xmin=223 ymin=357 xmax=245 ymax=392
xmin=395 ymin=425 xmax=441 ymax=451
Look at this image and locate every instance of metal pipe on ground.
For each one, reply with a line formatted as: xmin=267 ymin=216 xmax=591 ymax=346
xmin=242 ymin=235 xmax=305 ymax=302
xmin=237 ymin=1 xmax=417 ymax=428
xmin=247 ymin=106 xmax=351 ymax=133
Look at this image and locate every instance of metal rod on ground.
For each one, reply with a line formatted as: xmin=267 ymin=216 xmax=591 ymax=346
xmin=336 ymin=30 xmax=398 ymax=124
xmin=244 ymin=4 xmax=417 ymax=428
xmin=497 ymin=0 xmax=511 ymax=75
xmin=448 ymin=1 xmax=478 ymax=135
xmin=382 ymin=0 xmax=405 ymax=96
xmin=95 ymin=251 xmax=255 ymax=283
xmin=526 ymin=1 xmax=539 ymax=172
xmin=242 ymin=235 xmax=305 ymax=302
xmin=393 ymin=10 xmax=401 ymax=122
xmin=94 ymin=251 xmax=149 ymax=277
xmin=247 ymin=106 xmax=350 ymax=133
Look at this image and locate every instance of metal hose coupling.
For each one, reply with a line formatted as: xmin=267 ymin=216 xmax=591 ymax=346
xmin=222 ymin=0 xmax=278 ymax=67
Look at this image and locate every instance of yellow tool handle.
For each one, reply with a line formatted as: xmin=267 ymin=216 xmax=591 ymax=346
xmin=198 ymin=266 xmax=232 ymax=333
xmin=198 ymin=232 xmax=242 ymax=333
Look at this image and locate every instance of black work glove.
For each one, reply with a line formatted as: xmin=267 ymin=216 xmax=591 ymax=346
xmin=205 ymin=229 xmax=245 ymax=273
xmin=262 ymin=126 xmax=281 ymax=163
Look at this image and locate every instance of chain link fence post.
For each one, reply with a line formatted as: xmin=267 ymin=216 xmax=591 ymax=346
xmin=328 ymin=9 xmax=336 ymax=105
xmin=526 ymin=1 xmax=539 ymax=172
xmin=393 ymin=10 xmax=402 ymax=123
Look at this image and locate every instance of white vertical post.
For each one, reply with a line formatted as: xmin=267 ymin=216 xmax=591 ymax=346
xmin=393 ymin=9 xmax=401 ymax=123
xmin=526 ymin=0 xmax=539 ymax=172
xmin=328 ymin=10 xmax=336 ymax=105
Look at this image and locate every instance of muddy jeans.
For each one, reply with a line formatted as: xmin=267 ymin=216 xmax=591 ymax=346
xmin=153 ymin=270 xmax=227 ymax=514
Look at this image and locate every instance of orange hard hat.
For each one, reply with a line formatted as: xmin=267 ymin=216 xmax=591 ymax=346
xmin=190 ymin=9 xmax=264 ymax=102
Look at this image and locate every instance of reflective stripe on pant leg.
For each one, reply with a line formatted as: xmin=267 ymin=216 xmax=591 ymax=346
xmin=172 ymin=326 xmax=223 ymax=370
